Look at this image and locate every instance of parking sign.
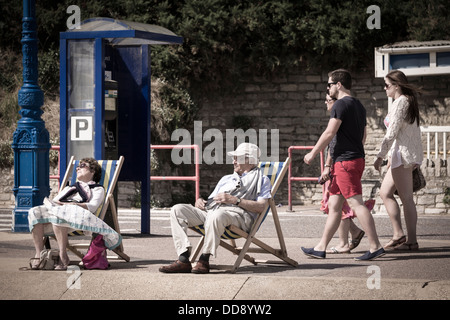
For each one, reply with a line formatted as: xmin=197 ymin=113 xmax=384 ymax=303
xmin=71 ymin=116 xmax=93 ymax=141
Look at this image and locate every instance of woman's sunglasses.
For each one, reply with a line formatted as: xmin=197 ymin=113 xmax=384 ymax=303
xmin=77 ymin=163 xmax=91 ymax=170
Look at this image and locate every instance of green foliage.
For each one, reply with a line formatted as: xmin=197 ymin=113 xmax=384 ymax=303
xmin=151 ymin=78 xmax=198 ymax=143
xmin=296 ymin=0 xmax=409 ymax=66
xmin=149 ymin=0 xmax=450 ymax=95
xmin=2 ymin=1 xmax=449 ymax=73
xmin=444 ymin=187 xmax=450 ymax=206
xmin=407 ymin=0 xmax=450 ymax=41
xmin=150 ymin=149 xmax=160 ymax=173
xmin=0 ymin=87 xmax=20 ymax=130
xmin=49 ymin=137 xmax=60 ymax=168
xmin=0 ymin=49 xmax=21 ymax=137
xmin=38 ymin=48 xmax=60 ymax=97
xmin=131 ymin=181 xmax=142 ymax=208
xmin=159 ymin=81 xmax=197 ymax=130
xmin=0 ymin=1 xmax=22 ymax=50
xmin=0 ymin=48 xmax=22 ymax=92
xmin=151 ymin=0 xmax=309 ymax=94
xmin=1 ymin=0 xmax=449 ymax=141
xmin=0 ymin=142 xmax=14 ymax=168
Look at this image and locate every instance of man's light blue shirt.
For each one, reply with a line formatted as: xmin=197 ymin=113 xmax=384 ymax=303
xmin=208 ymin=171 xmax=272 ymax=201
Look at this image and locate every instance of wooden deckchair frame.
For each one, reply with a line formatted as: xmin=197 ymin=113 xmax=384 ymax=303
xmin=47 ymin=156 xmax=129 ymax=262
xmin=190 ymin=157 xmax=297 ymax=273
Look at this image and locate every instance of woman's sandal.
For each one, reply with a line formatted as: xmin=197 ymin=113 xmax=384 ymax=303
xmin=394 ymin=242 xmax=419 ymax=251
xmin=54 ymin=263 xmax=68 ymax=271
xmin=349 ymin=230 xmax=365 ymax=250
xmin=383 ymin=235 xmax=407 ymax=250
xmin=54 ymin=256 xmax=70 ymax=271
xmin=29 ymin=257 xmax=42 ymax=270
xmin=327 ymin=247 xmax=351 ymax=254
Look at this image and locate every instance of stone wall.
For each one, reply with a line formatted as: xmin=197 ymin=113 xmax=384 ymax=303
xmin=1 ymin=65 xmax=449 ymax=214
xmin=0 ymin=167 xmax=14 ymax=207
xmin=150 ymin=64 xmax=450 ymax=214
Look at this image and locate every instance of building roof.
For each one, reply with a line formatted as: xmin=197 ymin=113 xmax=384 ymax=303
xmin=380 ymin=40 xmax=450 ymax=49
xmin=63 ymin=17 xmax=182 ymax=46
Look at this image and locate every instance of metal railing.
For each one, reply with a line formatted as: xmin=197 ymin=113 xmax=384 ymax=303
xmin=49 ymin=145 xmax=201 ymax=200
xmin=287 ymin=146 xmax=324 ymax=211
xmin=150 ymin=144 xmax=200 ymax=201
xmin=421 ymin=126 xmax=450 ymax=163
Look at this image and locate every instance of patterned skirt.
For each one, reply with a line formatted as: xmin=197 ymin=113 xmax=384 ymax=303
xmin=28 ymin=204 xmax=122 ymax=250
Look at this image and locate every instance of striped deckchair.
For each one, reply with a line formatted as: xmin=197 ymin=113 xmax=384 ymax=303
xmin=47 ymin=156 xmax=129 ymax=262
xmin=190 ymin=157 xmax=297 ymax=273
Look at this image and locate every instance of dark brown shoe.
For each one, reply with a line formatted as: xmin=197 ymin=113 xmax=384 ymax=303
xmin=192 ymin=260 xmax=210 ymax=274
xmin=159 ymin=260 xmax=192 ymax=273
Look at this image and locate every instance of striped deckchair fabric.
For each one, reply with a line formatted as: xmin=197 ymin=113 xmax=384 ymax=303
xmin=47 ymin=156 xmax=129 ymax=262
xmin=259 ymin=160 xmax=284 ymax=187
xmin=190 ymin=157 xmax=297 ymax=272
xmin=192 ymin=222 xmax=240 ymax=240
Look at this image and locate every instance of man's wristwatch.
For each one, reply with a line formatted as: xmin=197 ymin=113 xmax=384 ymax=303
xmin=235 ymin=197 xmax=241 ymax=206
xmin=324 ymin=164 xmax=331 ymax=168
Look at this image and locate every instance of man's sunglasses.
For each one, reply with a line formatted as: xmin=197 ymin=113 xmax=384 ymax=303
xmin=327 ymin=82 xmax=337 ymax=88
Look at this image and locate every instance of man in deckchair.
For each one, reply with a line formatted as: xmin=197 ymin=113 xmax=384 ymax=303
xmin=159 ymin=143 xmax=272 ymax=274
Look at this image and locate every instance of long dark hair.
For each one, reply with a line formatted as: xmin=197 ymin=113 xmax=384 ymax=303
xmin=385 ymin=70 xmax=421 ymax=126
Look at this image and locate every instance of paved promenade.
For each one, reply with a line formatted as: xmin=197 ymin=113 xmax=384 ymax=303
xmin=0 ymin=205 xmax=449 ymax=308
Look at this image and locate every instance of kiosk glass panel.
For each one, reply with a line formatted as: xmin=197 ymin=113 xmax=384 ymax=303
xmin=67 ymin=40 xmax=95 ymax=159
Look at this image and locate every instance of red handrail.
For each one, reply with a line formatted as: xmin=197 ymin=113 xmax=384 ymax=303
xmin=49 ymin=145 xmax=201 ymax=200
xmin=288 ymin=146 xmax=324 ymax=211
xmin=150 ymin=145 xmax=200 ymax=201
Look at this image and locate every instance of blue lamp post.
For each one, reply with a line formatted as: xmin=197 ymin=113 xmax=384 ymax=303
xmin=11 ymin=0 xmax=50 ymax=232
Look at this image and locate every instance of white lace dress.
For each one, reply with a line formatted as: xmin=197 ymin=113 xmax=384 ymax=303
xmin=377 ymin=95 xmax=423 ymax=169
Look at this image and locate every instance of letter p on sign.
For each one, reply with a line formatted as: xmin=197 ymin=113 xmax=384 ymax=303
xmin=71 ymin=116 xmax=93 ymax=141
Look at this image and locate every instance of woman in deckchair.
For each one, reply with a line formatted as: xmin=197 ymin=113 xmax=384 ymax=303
xmin=28 ymin=157 xmax=121 ymax=270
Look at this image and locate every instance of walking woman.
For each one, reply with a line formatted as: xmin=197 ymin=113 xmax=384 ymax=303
xmin=374 ymin=70 xmax=423 ymax=251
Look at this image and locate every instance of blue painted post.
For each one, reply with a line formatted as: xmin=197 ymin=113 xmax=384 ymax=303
xmin=11 ymin=0 xmax=50 ymax=232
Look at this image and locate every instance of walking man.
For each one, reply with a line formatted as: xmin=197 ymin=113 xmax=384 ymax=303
xmin=302 ymin=69 xmax=385 ymax=260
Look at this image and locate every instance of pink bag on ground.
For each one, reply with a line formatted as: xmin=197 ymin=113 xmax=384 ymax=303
xmin=82 ymin=235 xmax=109 ymax=270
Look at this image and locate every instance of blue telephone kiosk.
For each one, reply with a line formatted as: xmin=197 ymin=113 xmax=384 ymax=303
xmin=59 ymin=18 xmax=182 ymax=233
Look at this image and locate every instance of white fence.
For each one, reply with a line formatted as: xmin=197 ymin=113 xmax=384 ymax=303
xmin=421 ymin=126 xmax=450 ymax=163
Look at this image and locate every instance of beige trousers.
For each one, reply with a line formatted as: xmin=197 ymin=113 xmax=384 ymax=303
xmin=170 ymin=203 xmax=254 ymax=257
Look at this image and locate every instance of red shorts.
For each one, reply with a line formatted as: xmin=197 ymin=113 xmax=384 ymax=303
xmin=328 ymin=158 xmax=365 ymax=199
